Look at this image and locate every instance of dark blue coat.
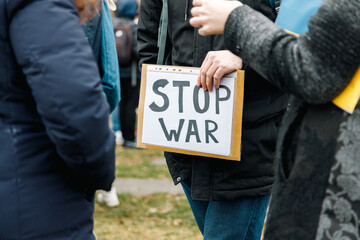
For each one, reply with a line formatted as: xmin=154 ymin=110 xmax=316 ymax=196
xmin=0 ymin=0 xmax=115 ymax=239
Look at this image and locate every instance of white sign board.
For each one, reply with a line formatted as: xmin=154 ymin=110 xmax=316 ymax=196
xmin=137 ymin=64 xmax=244 ymax=161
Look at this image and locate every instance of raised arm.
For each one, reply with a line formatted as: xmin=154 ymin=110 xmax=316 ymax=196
xmin=224 ymin=1 xmax=360 ymax=103
xmin=191 ymin=0 xmax=360 ymax=104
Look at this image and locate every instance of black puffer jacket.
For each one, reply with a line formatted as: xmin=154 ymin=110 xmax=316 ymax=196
xmin=138 ymin=0 xmax=289 ymax=201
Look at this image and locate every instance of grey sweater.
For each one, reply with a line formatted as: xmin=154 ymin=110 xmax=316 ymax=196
xmin=224 ymin=1 xmax=360 ymax=239
xmin=224 ymin=0 xmax=360 ymax=104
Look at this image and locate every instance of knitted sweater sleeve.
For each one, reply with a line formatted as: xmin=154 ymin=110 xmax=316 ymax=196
xmin=224 ymin=0 xmax=360 ymax=104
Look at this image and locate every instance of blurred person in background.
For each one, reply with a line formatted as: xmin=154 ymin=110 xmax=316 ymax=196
xmin=112 ymin=0 xmax=141 ymax=149
xmin=83 ymin=0 xmax=120 ymax=113
xmin=111 ymin=104 xmax=124 ymax=144
xmin=83 ymin=0 xmax=121 ymax=208
xmin=0 ymin=0 xmax=115 ymax=239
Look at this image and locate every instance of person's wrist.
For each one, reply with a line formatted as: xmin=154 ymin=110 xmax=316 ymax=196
xmin=224 ymin=5 xmax=245 ymax=53
xmin=224 ymin=5 xmax=244 ymax=32
xmin=225 ymin=2 xmax=243 ymax=22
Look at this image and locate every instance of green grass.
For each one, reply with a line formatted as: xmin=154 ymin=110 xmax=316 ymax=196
xmin=93 ymin=146 xmax=202 ymax=239
xmin=115 ymin=146 xmax=170 ymax=179
xmin=94 ymin=193 xmax=202 ymax=240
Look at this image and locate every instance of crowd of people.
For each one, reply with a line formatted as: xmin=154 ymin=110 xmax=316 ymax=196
xmin=0 ymin=0 xmax=359 ymax=239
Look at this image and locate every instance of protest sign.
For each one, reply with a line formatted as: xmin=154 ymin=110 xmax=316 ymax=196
xmin=137 ymin=64 xmax=244 ymax=161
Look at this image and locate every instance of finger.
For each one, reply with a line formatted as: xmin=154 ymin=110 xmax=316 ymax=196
xmin=199 ymin=55 xmax=212 ymax=90
xmin=205 ymin=62 xmax=219 ymax=92
xmin=213 ymin=67 xmax=227 ymax=89
xmin=200 ymin=66 xmax=207 ymax=90
xmin=198 ymin=26 xmax=209 ymax=36
xmin=192 ymin=0 xmax=203 ymax=7
xmin=189 ymin=17 xmax=203 ymax=28
xmin=197 ymin=73 xmax=202 ymax=87
xmin=190 ymin=6 xmax=201 ymax=17
xmin=197 ymin=59 xmax=205 ymax=87
xmin=199 ymin=62 xmax=207 ymax=90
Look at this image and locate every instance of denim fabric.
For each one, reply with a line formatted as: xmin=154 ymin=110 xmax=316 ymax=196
xmin=111 ymin=104 xmax=121 ymax=132
xmin=181 ymin=177 xmax=270 ymax=240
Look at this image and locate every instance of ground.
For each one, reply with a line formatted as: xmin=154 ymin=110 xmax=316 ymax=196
xmin=93 ymin=146 xmax=202 ymax=240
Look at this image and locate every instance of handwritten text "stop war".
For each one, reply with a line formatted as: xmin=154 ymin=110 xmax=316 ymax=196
xmin=148 ymin=79 xmax=232 ymax=144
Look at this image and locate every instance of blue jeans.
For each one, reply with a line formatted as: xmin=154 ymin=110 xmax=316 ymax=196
xmin=110 ymin=104 xmax=121 ymax=132
xmin=181 ymin=178 xmax=270 ymax=240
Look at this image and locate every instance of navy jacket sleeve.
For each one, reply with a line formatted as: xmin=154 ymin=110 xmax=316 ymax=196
xmin=7 ymin=0 xmax=115 ymax=190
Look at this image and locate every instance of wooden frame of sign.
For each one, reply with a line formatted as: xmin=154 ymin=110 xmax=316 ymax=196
xmin=137 ymin=64 xmax=244 ymax=161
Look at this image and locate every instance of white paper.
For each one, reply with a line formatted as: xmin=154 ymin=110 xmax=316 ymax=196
xmin=142 ymin=67 xmax=235 ymax=156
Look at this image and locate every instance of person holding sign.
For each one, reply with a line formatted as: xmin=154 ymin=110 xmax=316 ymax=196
xmin=190 ymin=0 xmax=360 ymax=239
xmin=137 ymin=0 xmax=288 ymax=239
